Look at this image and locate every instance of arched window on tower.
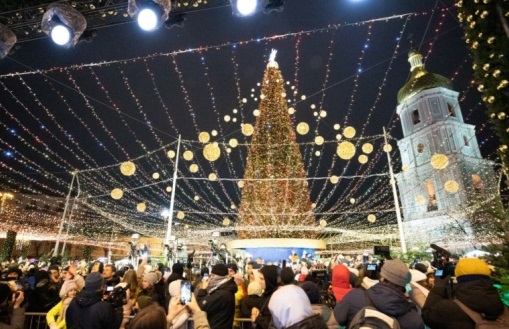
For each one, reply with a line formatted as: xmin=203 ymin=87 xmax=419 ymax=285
xmin=426 ymin=180 xmax=438 ymax=212
xmin=463 ymin=136 xmax=470 ymax=146
xmin=448 ymin=103 xmax=456 ymax=117
xmin=412 ymin=109 xmax=421 ymax=125
xmin=471 ymin=174 xmax=484 ymax=193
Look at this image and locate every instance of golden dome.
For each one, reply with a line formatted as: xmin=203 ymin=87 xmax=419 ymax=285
xmin=397 ymin=50 xmax=452 ymax=104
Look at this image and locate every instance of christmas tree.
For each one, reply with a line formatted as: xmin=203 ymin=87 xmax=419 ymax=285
xmin=237 ymin=51 xmax=316 ymax=239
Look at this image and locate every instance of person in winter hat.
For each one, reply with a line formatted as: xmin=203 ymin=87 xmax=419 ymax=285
xmin=334 ymin=259 xmax=424 ymax=329
xmin=240 ymin=281 xmax=263 ymax=328
xmin=196 ymin=263 xmax=238 ymax=329
xmin=66 ymin=272 xmax=121 ymax=329
xmin=422 ymin=258 xmax=505 ymax=329
xmin=269 ymin=284 xmax=327 ymax=329
xmin=139 ymin=272 xmax=165 ymax=308
xmin=46 ymin=280 xmax=78 ymax=329
xmin=331 ymin=264 xmax=352 ymax=303
xmin=250 ymin=265 xmax=279 ymax=329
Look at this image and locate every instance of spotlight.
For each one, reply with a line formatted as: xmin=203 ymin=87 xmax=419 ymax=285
xmin=128 ymin=0 xmax=172 ymax=32
xmin=230 ymin=0 xmax=262 ymax=17
xmin=41 ymin=3 xmax=87 ymax=48
xmin=0 ymin=23 xmax=17 ymax=59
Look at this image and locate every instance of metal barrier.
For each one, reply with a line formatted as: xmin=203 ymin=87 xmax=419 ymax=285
xmin=25 ymin=312 xmax=253 ymax=329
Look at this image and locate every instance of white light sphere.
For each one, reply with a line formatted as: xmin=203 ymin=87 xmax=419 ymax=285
xmin=236 ymin=0 xmax=257 ymax=16
xmin=51 ymin=25 xmax=71 ymax=46
xmin=137 ymin=8 xmax=159 ymax=31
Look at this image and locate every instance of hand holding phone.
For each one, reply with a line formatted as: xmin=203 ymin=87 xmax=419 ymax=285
xmin=180 ymin=281 xmax=191 ymax=305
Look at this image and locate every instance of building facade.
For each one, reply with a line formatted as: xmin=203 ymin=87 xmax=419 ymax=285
xmin=395 ymin=50 xmax=498 ymax=249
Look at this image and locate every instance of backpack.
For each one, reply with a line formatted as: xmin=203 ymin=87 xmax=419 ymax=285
xmin=107 ymin=285 xmax=128 ymax=309
xmin=349 ymin=307 xmax=401 ymax=329
xmin=348 ymin=290 xmax=400 ymax=329
xmin=453 ymin=299 xmax=509 ymax=329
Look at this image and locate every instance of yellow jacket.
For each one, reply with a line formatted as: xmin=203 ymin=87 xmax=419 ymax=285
xmin=46 ymin=300 xmax=67 ymax=329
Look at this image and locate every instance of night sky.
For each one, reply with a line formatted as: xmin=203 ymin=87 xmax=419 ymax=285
xmin=0 ymin=0 xmax=500 ymax=247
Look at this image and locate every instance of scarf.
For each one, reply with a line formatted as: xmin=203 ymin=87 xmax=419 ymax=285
xmin=207 ymin=275 xmax=230 ymax=295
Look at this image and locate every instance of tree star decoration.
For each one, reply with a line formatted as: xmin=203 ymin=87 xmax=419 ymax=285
xmin=267 ymin=49 xmax=278 ymax=68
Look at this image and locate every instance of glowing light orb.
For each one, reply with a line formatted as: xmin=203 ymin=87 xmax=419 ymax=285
xmin=238 ymin=180 xmax=245 ymax=188
xmin=358 ymin=154 xmax=368 ymax=164
xmin=137 ymin=8 xmax=159 ymax=31
xmin=198 ymin=132 xmax=210 ymax=143
xmin=177 ymin=211 xmax=185 ymax=219
xmin=311 ymin=104 xmax=316 ymax=109
xmin=189 ymin=164 xmax=198 ymax=173
xmin=208 ymin=173 xmax=217 ymax=181
xmin=350 ymin=198 xmax=356 ymax=204
xmin=319 ymin=110 xmax=327 ymax=118
xmin=242 ymin=98 xmax=247 ymax=103
xmin=288 ymin=107 xmax=295 ymax=115
xmin=211 ymin=130 xmax=218 ymax=136
xmin=383 ymin=144 xmax=393 ymax=153
xmin=311 ymin=203 xmax=316 ymax=209
xmin=343 ymin=126 xmax=356 ymax=138
xmin=183 ymin=150 xmax=194 ymax=161
xmin=362 ymin=143 xmax=373 ymax=154
xmin=431 ymin=154 xmax=449 ymax=170
xmin=51 ymin=25 xmax=71 ymax=46
xmin=167 ymin=150 xmax=176 ymax=159
xmin=242 ymin=123 xmax=254 ymax=136
xmin=253 ymin=109 xmax=260 ymax=116
xmin=301 ymin=95 xmax=306 ymax=100
xmin=152 ymin=172 xmax=160 ymax=179
xmin=319 ymin=219 xmax=327 ymax=227
xmin=315 ymin=136 xmax=324 ymax=145
xmin=223 ymin=218 xmax=230 ymax=226
xmin=337 ymin=141 xmax=356 ymax=160
xmin=137 ymin=203 xmax=146 ymax=212
xmin=111 ymin=188 xmax=123 ymax=200
xmin=315 ymin=151 xmax=321 ymax=156
xmin=444 ymin=180 xmax=459 ymax=193
xmin=203 ymin=143 xmax=221 ymax=161
xmin=194 ymin=196 xmax=200 ymax=201
xmin=224 ymin=115 xmax=231 ymax=122
xmin=166 ymin=186 xmax=172 ymax=192
xmin=120 ymin=161 xmax=136 ymax=176
xmin=330 ymin=175 xmax=339 ymax=184
xmin=296 ymin=122 xmax=310 ymax=135
xmin=334 ymin=124 xmax=340 ymax=130
xmin=229 ymin=139 xmax=239 ymax=148
xmin=368 ymin=214 xmax=376 ymax=223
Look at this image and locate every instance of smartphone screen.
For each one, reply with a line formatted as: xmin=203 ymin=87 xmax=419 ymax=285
xmin=106 ymin=286 xmax=114 ymax=292
xmin=202 ymin=274 xmax=209 ymax=280
xmin=367 ymin=264 xmax=376 ymax=271
xmin=180 ymin=281 xmax=191 ymax=305
xmin=434 ymin=269 xmax=443 ymax=277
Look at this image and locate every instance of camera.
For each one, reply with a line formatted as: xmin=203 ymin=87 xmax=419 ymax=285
xmin=367 ymin=264 xmax=377 ymax=271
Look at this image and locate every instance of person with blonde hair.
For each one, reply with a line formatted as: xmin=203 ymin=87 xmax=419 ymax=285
xmin=46 ymin=280 xmax=79 ymax=329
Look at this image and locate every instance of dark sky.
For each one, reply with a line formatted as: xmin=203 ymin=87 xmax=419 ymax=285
xmin=0 ymin=0 xmax=500 ymax=246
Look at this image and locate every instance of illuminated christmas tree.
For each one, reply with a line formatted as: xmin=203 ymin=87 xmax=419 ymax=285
xmin=237 ymin=51 xmax=315 ymax=239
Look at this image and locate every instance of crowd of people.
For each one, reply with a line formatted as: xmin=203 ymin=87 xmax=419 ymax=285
xmin=0 ymin=253 xmax=507 ymax=329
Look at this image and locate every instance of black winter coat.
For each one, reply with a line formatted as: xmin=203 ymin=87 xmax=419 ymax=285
xmin=196 ymin=279 xmax=238 ymax=329
xmin=240 ymin=295 xmax=263 ymax=318
xmin=422 ymin=278 xmax=505 ymax=329
xmin=269 ymin=314 xmax=328 ymax=329
xmin=334 ymin=282 xmax=424 ymax=329
xmin=66 ymin=290 xmax=122 ymax=329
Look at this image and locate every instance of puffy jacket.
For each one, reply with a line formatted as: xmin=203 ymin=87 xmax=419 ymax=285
xmin=422 ymin=277 xmax=505 ymax=329
xmin=334 ymin=282 xmax=424 ymax=329
xmin=331 ymin=265 xmax=352 ymax=303
xmin=196 ymin=278 xmax=238 ymax=329
xmin=66 ymin=290 xmax=121 ymax=329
